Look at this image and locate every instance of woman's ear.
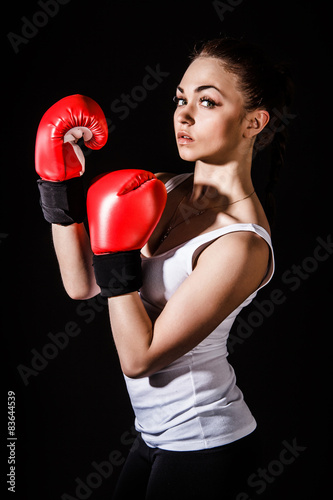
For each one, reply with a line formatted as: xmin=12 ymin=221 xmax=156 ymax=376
xmin=243 ymin=110 xmax=270 ymax=139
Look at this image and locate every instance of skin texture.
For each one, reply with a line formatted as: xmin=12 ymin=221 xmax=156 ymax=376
xmin=52 ymin=57 xmax=272 ymax=378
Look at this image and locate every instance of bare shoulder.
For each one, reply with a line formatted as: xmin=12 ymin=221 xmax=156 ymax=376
xmin=196 ymin=230 xmax=270 ymax=273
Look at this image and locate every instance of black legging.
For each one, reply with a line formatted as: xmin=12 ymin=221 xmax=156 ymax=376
xmin=112 ymin=431 xmax=262 ymax=499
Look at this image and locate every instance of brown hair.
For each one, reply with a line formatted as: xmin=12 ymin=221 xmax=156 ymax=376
xmin=191 ymin=37 xmax=295 ymax=224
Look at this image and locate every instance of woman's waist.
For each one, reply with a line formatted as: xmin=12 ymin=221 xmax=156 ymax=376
xmin=124 ymin=351 xmax=236 ymax=411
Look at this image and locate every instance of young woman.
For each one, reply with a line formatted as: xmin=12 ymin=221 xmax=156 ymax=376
xmin=39 ymin=38 xmax=293 ymax=499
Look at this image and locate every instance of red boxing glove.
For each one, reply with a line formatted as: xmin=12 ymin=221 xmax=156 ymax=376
xmin=87 ymin=169 xmax=167 ymax=296
xmin=35 ymin=94 xmax=108 ymax=182
xmin=35 ymin=94 xmax=108 ymax=225
xmin=87 ymin=169 xmax=167 ymax=253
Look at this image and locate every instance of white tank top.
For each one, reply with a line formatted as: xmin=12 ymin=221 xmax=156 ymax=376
xmin=124 ymin=173 xmax=275 ymax=451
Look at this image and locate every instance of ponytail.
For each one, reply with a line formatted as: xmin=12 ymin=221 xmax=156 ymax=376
xmin=264 ymin=128 xmax=288 ymax=226
xmin=261 ymin=65 xmax=295 ymax=226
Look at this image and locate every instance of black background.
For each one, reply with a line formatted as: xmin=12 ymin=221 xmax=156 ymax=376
xmin=2 ymin=1 xmax=332 ymax=499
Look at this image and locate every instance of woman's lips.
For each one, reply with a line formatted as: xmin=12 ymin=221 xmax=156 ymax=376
xmin=177 ymin=131 xmax=194 ymax=144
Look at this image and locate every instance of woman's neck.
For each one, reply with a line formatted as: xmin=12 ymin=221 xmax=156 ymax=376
xmin=190 ymin=157 xmax=254 ymax=209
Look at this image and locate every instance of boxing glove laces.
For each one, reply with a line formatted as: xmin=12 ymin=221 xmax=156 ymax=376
xmin=87 ymin=169 xmax=167 ymax=296
xmin=35 ymin=94 xmax=108 ymax=225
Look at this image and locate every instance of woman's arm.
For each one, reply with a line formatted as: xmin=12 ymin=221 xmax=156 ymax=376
xmin=52 ymin=223 xmax=100 ymax=300
xmin=51 ymin=172 xmax=172 ymax=301
xmin=108 ymin=231 xmax=269 ymax=379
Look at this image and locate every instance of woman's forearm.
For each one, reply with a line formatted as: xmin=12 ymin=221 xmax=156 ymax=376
xmin=108 ymin=293 xmax=153 ymax=378
xmin=52 ymin=223 xmax=100 ymax=300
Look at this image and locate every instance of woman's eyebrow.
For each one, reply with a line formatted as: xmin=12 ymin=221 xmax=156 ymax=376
xmin=177 ymin=85 xmax=225 ymax=97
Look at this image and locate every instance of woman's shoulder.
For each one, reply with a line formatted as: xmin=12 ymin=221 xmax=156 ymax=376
xmin=219 ymin=194 xmax=271 ymax=236
xmin=193 ymin=199 xmax=272 ymax=268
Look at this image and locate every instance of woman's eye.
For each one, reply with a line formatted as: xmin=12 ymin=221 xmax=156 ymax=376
xmin=200 ymin=97 xmax=216 ymax=108
xmin=173 ymin=96 xmax=186 ymax=106
xmin=173 ymin=95 xmax=217 ymax=108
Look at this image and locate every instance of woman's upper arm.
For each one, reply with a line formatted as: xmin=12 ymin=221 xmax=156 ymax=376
xmin=143 ymin=231 xmax=270 ymax=376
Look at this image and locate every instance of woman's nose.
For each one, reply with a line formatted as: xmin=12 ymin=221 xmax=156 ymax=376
xmin=176 ymin=107 xmax=195 ymax=125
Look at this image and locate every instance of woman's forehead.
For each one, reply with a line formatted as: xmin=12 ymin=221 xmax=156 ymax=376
xmin=179 ymin=57 xmax=242 ymax=102
xmin=180 ymin=57 xmax=238 ymax=90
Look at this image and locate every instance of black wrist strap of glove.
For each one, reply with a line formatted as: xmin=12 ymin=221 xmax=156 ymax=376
xmin=93 ymin=250 xmax=142 ymax=297
xmin=37 ymin=177 xmax=86 ymax=225
xmin=93 ymin=250 xmax=143 ymax=297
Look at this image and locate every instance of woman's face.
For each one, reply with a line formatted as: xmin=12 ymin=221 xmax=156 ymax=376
xmin=174 ymin=56 xmax=248 ymax=165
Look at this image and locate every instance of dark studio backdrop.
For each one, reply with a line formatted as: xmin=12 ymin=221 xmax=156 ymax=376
xmin=2 ymin=0 xmax=332 ymax=499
